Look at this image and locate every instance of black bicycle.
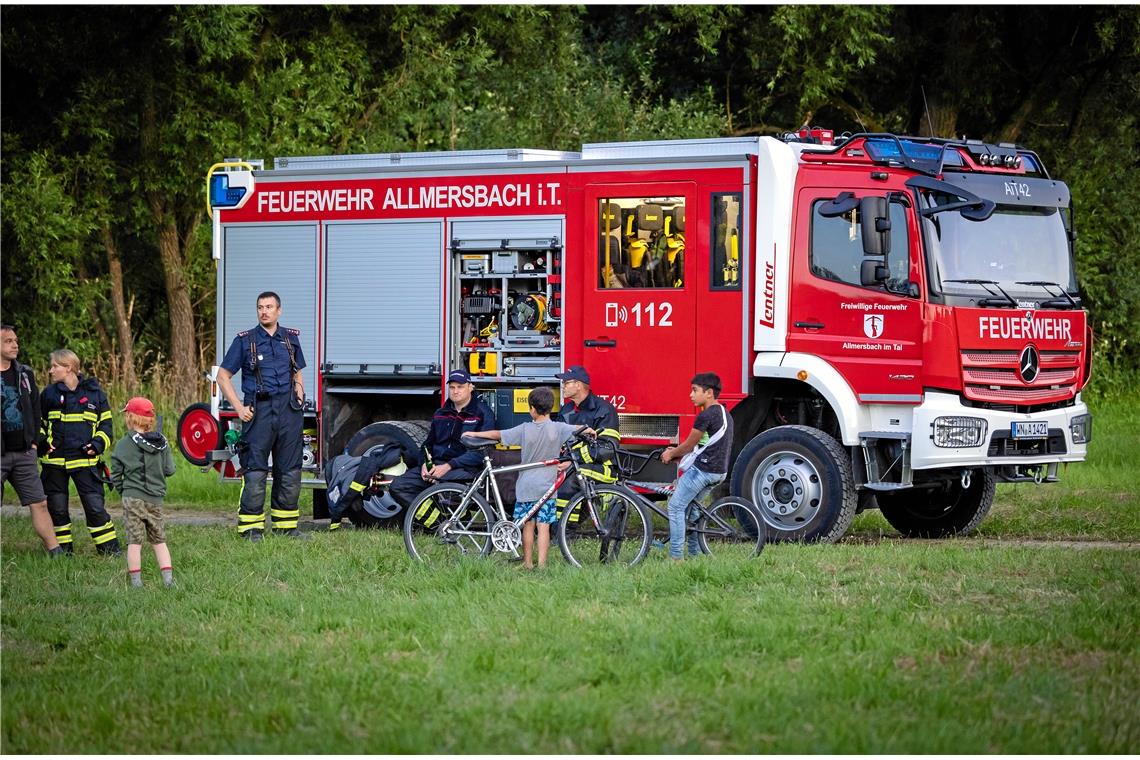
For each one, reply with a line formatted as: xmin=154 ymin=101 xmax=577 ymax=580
xmin=404 ymin=429 xmax=652 ymax=566
xmin=614 ymin=448 xmax=766 ymax=557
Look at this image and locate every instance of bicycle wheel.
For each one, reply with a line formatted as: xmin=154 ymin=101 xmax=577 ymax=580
xmin=403 ymin=483 xmax=494 ymax=562
xmin=558 ymin=485 xmax=652 ymax=568
xmin=697 ymin=496 xmax=765 ymax=557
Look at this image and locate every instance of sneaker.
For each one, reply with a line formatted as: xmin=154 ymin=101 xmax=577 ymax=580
xmin=47 ymin=546 xmax=68 ymax=558
xmin=243 ymin=529 xmax=264 ymax=543
xmin=650 ymin=539 xmax=667 ymax=550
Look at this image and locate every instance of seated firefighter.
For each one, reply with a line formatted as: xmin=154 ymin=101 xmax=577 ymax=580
xmin=552 ymin=365 xmax=621 ymax=515
xmin=388 ymin=369 xmax=496 ymax=510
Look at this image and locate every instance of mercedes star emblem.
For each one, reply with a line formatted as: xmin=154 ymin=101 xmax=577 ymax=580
xmin=1019 ymin=344 xmax=1040 ymax=383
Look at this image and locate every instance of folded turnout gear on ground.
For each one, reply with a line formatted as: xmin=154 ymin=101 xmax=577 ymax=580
xmin=325 ymin=443 xmax=409 ymax=520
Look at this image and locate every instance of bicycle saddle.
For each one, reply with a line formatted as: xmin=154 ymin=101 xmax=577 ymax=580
xmin=460 ymin=434 xmax=498 ymax=450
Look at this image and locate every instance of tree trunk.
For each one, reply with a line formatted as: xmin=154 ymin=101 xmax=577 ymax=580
xmin=100 ymin=223 xmax=139 ymax=392
xmin=74 ymin=259 xmax=116 ymax=384
xmin=141 ymin=82 xmax=198 ymax=408
xmin=153 ymin=212 xmax=198 ymax=408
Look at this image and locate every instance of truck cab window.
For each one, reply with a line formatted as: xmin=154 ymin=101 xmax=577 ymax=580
xmin=810 ymin=198 xmax=909 ymax=289
xmin=712 ymin=193 xmax=743 ymax=290
xmin=599 ymin=197 xmax=685 ymax=289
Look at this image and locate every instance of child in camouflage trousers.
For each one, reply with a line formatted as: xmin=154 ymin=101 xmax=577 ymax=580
xmin=110 ymin=397 xmax=176 ymax=587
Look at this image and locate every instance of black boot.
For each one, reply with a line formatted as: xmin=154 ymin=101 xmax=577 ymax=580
xmin=47 ymin=546 xmax=68 ymax=558
xmin=96 ymin=538 xmax=122 ymax=556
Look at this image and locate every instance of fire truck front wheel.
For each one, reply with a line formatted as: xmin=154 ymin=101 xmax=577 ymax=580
xmin=875 ymin=468 xmax=996 ymax=538
xmin=731 ymin=425 xmax=857 ymax=544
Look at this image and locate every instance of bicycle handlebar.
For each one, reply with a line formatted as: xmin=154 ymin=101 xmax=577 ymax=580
xmin=614 ymin=447 xmax=666 ymax=477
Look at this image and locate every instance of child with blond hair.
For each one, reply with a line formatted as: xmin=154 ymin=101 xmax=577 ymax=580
xmin=110 ymin=397 xmax=176 ymax=587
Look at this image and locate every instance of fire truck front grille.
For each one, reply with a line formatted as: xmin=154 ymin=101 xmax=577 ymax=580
xmin=618 ymin=414 xmax=680 ymax=442
xmin=960 ymin=349 xmax=1081 ymax=407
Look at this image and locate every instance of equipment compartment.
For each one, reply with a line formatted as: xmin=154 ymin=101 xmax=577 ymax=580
xmin=452 ymin=237 xmax=563 ymax=383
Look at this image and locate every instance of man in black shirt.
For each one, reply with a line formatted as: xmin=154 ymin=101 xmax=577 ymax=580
xmin=0 ymin=325 xmax=63 ymax=555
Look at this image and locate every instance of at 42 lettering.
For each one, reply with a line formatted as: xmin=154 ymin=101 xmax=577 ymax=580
xmin=599 ymin=394 xmax=627 ymax=409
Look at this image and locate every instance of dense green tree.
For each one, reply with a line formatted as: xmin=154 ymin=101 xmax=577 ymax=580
xmin=2 ymin=5 xmax=1137 ymax=405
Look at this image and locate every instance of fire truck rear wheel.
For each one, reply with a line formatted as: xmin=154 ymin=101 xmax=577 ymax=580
xmin=875 ymin=468 xmax=996 ymax=538
xmin=730 ymin=425 xmax=857 ymax=544
xmin=343 ymin=420 xmax=430 ymax=529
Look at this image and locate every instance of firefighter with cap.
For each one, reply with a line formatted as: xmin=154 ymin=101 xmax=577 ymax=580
xmin=217 ymin=291 xmax=307 ymax=541
xmin=553 ymin=364 xmax=621 ymax=514
xmin=388 ymin=369 xmax=496 ymax=513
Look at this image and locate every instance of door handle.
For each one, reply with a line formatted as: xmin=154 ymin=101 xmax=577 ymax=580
xmin=794 ymin=321 xmax=826 ymax=330
xmin=585 ymin=339 xmax=617 ymax=348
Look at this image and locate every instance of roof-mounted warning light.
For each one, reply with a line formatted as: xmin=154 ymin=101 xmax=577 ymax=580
xmin=205 ymin=161 xmax=256 ymax=216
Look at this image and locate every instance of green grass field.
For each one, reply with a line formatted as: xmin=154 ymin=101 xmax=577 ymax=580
xmin=2 ymin=393 xmax=1137 ymax=752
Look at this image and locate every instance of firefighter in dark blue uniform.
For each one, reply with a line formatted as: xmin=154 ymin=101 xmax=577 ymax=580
xmin=217 ymin=292 xmax=307 ymax=542
xmin=388 ymin=369 xmax=496 ymax=516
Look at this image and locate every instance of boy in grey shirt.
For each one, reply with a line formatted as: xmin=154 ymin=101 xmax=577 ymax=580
xmin=466 ymin=386 xmax=580 ymax=568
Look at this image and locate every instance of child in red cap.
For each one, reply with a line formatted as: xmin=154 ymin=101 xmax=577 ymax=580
xmin=110 ymin=397 xmax=176 ymax=587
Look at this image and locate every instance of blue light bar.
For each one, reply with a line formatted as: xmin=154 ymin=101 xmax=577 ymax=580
xmin=210 ymin=173 xmax=247 ymax=209
xmin=865 ymin=139 xmax=947 ymax=174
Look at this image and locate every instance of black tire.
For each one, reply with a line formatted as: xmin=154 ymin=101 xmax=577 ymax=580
xmin=697 ymin=496 xmax=765 ymax=557
xmin=730 ymin=425 xmax=857 ymax=544
xmin=343 ymin=421 xmax=429 ymax=529
xmin=403 ymin=483 xmax=494 ymax=562
xmin=557 ymin=485 xmax=652 ymax=568
xmin=876 ymin=469 xmax=996 ymax=538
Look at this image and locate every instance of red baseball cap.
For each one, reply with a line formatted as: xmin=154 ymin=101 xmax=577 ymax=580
xmin=122 ymin=397 xmax=156 ymax=417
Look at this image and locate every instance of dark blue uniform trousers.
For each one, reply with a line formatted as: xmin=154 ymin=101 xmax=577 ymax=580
xmin=238 ymin=391 xmax=303 ymax=533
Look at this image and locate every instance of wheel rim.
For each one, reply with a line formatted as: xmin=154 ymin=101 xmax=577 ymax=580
xmin=750 ymin=450 xmax=823 ymax=532
xmin=177 ymin=405 xmax=220 ymax=466
xmin=406 ymin=486 xmax=490 ymax=562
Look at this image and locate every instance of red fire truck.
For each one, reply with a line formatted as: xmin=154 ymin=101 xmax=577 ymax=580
xmin=179 ymin=129 xmax=1092 ymax=543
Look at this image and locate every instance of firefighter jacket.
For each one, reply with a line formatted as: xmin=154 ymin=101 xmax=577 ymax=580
xmin=39 ymin=375 xmax=113 ymax=469
xmin=556 ymin=392 xmax=621 ymax=481
xmin=220 ymin=325 xmax=306 ymax=403
xmin=424 ymin=396 xmax=496 ymax=472
xmin=1 ymin=360 xmax=41 ymax=454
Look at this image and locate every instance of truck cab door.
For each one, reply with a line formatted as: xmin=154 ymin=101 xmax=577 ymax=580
xmin=787 ymin=188 xmax=924 ymax=403
xmin=575 ymin=183 xmax=697 ymax=415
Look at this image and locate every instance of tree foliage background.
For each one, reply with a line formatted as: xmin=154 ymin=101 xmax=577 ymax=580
xmin=3 ymin=5 xmax=1138 ymax=405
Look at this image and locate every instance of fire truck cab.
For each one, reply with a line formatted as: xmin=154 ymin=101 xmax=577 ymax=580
xmin=181 ymin=129 xmax=1091 ymax=543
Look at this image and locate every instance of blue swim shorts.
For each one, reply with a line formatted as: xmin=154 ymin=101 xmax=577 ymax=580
xmin=513 ymin=499 xmax=557 ymax=525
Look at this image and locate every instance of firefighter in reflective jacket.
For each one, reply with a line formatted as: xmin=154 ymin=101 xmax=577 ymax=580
xmin=39 ymin=349 xmax=120 ymax=555
xmin=217 ymin=292 xmax=307 ymax=541
xmin=554 ymin=365 xmax=620 ymax=517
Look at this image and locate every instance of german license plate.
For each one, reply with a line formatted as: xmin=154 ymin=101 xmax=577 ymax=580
xmin=1011 ymin=420 xmax=1049 ymax=439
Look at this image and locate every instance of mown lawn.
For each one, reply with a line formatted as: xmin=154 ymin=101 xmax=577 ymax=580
xmin=3 ymin=393 xmax=1137 ymax=752
xmin=1 ymin=523 xmax=1137 ymax=753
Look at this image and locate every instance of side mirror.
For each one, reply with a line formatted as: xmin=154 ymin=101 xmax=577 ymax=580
xmin=859 ymin=196 xmax=890 ymax=257
xmin=817 ymin=191 xmax=858 ymax=218
xmin=861 ymin=259 xmax=889 ymax=286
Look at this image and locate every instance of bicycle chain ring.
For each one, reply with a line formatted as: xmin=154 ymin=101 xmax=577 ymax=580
xmin=491 ymin=520 xmax=522 ymax=552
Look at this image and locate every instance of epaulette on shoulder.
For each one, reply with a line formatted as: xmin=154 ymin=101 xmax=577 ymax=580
xmin=237 ymin=329 xmax=251 ymax=337
xmin=286 ymin=327 xmax=301 ymax=336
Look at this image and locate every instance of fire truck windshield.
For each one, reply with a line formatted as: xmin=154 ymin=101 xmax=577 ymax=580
xmin=921 ymin=196 xmax=1077 ymax=301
